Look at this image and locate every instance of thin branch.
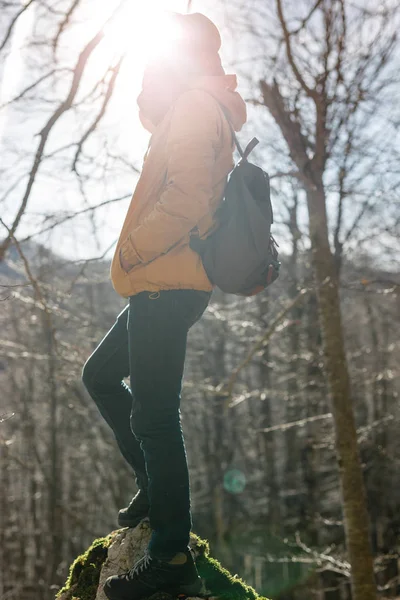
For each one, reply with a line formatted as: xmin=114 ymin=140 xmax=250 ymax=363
xmin=311 ymin=6 xmax=330 ymax=172
xmin=332 ymin=0 xmax=346 ymax=102
xmin=276 ymin=0 xmax=317 ymax=99
xmin=66 ymin=238 xmax=117 ymax=293
xmin=269 ymin=169 xmax=301 ymax=180
xmin=0 ymin=0 xmax=35 ymax=52
xmin=343 ymin=198 xmax=374 ymax=245
xmin=72 ymin=57 xmax=123 ymax=173
xmin=260 ymin=80 xmax=311 ymax=179
xmin=291 ymin=0 xmax=324 ymax=34
xmin=0 ymin=0 xmax=128 ymax=261
xmin=52 ymin=0 xmax=82 ymax=58
xmin=0 ymin=173 xmax=27 ymax=204
xmin=0 ymin=412 xmax=15 ymax=424
xmin=0 ymin=27 xmax=105 ymax=261
xmin=333 ymin=128 xmax=354 ymax=265
xmin=258 ymin=412 xmax=333 ymax=434
xmin=294 ymin=532 xmax=351 ymax=575
xmin=0 ymin=218 xmax=57 ymax=349
xmin=222 ymin=287 xmax=310 ymax=406
xmin=0 ymin=69 xmax=71 ymax=110
xmin=20 ymin=193 xmax=130 ymax=243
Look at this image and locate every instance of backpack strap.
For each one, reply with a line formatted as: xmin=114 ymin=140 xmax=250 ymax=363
xmin=218 ymin=104 xmax=259 ymax=162
xmin=242 ymin=137 xmax=259 ymax=160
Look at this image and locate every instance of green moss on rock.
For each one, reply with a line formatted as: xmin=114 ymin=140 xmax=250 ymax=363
xmin=57 ymin=529 xmax=268 ymax=600
xmin=191 ymin=533 xmax=267 ymax=600
xmin=198 ymin=554 xmax=260 ymax=600
xmin=57 ymin=534 xmax=113 ymax=600
xmin=190 ymin=532 xmax=210 ymax=556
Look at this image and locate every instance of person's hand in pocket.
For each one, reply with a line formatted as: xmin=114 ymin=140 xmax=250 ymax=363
xmin=119 ymin=243 xmax=140 ymax=273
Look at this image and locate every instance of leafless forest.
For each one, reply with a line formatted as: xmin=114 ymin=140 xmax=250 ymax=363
xmin=0 ymin=1 xmax=399 ymax=600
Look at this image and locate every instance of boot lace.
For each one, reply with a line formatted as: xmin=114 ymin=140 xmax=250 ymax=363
xmin=126 ymin=553 xmax=153 ymax=580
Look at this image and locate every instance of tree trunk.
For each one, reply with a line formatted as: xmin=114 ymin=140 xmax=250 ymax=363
xmin=258 ymin=316 xmax=281 ymax=534
xmin=0 ymin=441 xmax=9 ymax=597
xmin=306 ymin=184 xmax=376 ymax=600
xmin=284 ymin=198 xmax=303 ymax=529
xmin=302 ymin=284 xmax=324 ymax=546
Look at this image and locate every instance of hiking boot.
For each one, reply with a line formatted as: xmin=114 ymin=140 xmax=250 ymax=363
xmin=117 ymin=490 xmax=150 ymax=528
xmin=103 ymin=548 xmax=203 ymax=600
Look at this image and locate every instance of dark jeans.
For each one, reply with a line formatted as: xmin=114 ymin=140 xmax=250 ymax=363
xmin=82 ymin=289 xmax=210 ymax=559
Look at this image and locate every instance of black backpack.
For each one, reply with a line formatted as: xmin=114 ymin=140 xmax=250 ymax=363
xmin=189 ymin=112 xmax=280 ymax=296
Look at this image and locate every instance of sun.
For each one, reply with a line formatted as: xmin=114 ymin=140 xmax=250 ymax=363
xmin=79 ymin=1 xmax=189 ymax=155
xmin=82 ymin=0 xmax=188 ymax=116
xmin=103 ymin=1 xmax=186 ymax=64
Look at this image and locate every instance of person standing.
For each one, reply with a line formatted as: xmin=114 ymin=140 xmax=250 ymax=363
xmin=82 ymin=12 xmax=246 ymax=600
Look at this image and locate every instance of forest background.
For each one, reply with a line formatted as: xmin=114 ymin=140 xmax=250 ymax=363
xmin=0 ymin=1 xmax=399 ymax=600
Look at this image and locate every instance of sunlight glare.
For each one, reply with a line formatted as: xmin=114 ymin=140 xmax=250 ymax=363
xmin=82 ymin=1 xmax=189 ymax=160
xmin=81 ymin=1 xmax=188 ymax=134
xmin=104 ymin=4 xmax=184 ymax=64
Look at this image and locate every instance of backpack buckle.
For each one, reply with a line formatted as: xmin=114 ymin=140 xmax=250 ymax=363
xmin=266 ymin=264 xmax=274 ymax=285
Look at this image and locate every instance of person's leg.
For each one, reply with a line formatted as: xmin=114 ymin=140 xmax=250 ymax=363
xmin=103 ymin=290 xmax=210 ymax=600
xmin=128 ymin=290 xmax=211 ymax=559
xmin=82 ymin=305 xmax=147 ymax=493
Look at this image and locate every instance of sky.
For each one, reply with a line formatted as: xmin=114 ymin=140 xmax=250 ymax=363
xmin=0 ymin=0 xmax=228 ymax=262
xmin=0 ymin=0 xmax=398 ymax=269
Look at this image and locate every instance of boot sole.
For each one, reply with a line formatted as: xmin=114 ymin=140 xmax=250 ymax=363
xmin=171 ymin=576 xmax=204 ymax=597
xmin=117 ymin=513 xmax=149 ymax=528
xmin=103 ymin=577 xmax=204 ymax=600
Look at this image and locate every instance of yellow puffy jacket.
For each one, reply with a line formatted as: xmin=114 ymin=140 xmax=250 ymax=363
xmin=110 ymin=75 xmax=247 ymax=298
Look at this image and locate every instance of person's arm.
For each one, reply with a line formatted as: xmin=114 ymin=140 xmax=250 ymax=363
xmin=119 ymin=90 xmax=220 ymax=271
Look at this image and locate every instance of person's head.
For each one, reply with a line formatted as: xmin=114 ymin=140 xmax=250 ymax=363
xmin=138 ymin=13 xmax=225 ymax=129
xmin=145 ymin=13 xmax=224 ymax=78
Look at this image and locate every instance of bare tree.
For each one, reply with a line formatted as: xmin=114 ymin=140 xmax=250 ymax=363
xmin=1 ymin=2 xmax=399 ymax=600
xmin=0 ymin=0 xmax=138 ymax=265
xmin=235 ymin=2 xmax=400 ymax=599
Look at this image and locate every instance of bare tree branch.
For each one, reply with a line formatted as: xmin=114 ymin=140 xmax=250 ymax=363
xmin=0 ymin=218 xmax=56 ymax=349
xmin=0 ymin=28 xmax=105 ymax=261
xmin=258 ymin=412 xmax=333 ymax=434
xmin=0 ymin=0 xmax=35 ymax=52
xmin=260 ymin=80 xmax=311 ymax=180
xmin=52 ymin=0 xmax=82 ymax=58
xmin=0 ymin=0 xmax=129 ymax=261
xmin=223 ymin=287 xmax=310 ymax=406
xmin=276 ymin=0 xmax=317 ymax=99
xmin=20 ymin=193 xmax=130 ymax=243
xmin=291 ymin=0 xmax=324 ymax=34
xmin=0 ymin=69 xmax=71 ymax=110
xmin=72 ymin=57 xmax=123 ymax=173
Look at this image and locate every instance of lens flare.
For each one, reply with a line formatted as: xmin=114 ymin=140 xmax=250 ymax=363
xmin=224 ymin=469 xmax=247 ymax=494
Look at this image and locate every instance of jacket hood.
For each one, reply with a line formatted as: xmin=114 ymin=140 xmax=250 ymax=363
xmin=189 ymin=74 xmax=247 ymax=132
xmin=138 ymin=73 xmax=247 ymax=134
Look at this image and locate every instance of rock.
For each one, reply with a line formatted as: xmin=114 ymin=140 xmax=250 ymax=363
xmin=96 ymin=522 xmax=151 ymax=600
xmin=56 ymin=520 xmax=267 ymax=600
